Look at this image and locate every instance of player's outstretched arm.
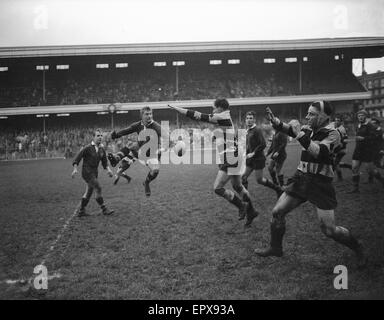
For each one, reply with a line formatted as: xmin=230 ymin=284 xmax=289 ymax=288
xmin=265 ymin=107 xmax=299 ymax=138
xmin=167 ymin=104 xmax=188 ymax=115
xmin=111 ymin=123 xmax=138 ymax=140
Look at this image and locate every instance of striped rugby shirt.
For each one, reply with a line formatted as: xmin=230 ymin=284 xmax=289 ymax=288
xmin=186 ymin=109 xmax=237 ymax=161
xmin=274 ymin=122 xmax=341 ymax=180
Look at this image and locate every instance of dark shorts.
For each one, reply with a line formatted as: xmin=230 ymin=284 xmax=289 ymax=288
xmin=285 ymin=170 xmax=337 ymax=210
xmin=246 ymin=157 xmax=266 ymax=170
xmin=82 ymin=169 xmax=98 ymax=185
xmin=352 ymin=146 xmax=373 ymax=162
xmin=270 ymin=153 xmax=287 ymax=166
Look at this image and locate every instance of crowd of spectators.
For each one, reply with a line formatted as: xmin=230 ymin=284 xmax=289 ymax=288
xmin=0 ymin=65 xmax=363 ymax=108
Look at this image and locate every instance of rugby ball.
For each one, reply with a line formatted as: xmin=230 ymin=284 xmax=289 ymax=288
xmin=174 ymin=140 xmax=186 ymax=157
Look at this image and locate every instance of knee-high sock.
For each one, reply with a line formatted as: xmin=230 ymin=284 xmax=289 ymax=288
xmin=269 ymin=169 xmax=278 ymax=185
xmin=80 ymin=197 xmax=90 ymax=209
xmin=352 ymin=174 xmax=360 ymax=188
xmin=145 ymin=170 xmax=159 ymax=183
xmin=278 ymin=174 xmax=284 ymax=186
xmin=259 ymin=177 xmax=281 ymax=192
xmin=331 ymin=226 xmax=359 ymax=252
xmin=270 ymin=220 xmax=286 ymax=250
xmin=215 ymin=188 xmax=243 ymax=209
xmin=96 ymin=197 xmax=106 ymax=209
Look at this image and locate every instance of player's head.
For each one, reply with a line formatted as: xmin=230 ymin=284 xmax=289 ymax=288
xmin=357 ymin=109 xmax=368 ymax=123
xmin=306 ymin=100 xmax=332 ymax=129
xmin=245 ymin=111 xmax=256 ymax=127
xmin=334 ymin=114 xmax=343 ymax=127
xmin=94 ymin=128 xmax=103 ymax=144
xmin=213 ymin=98 xmax=229 ymax=114
xmin=371 ymin=118 xmax=380 ymax=129
xmin=140 ymin=106 xmax=153 ymax=125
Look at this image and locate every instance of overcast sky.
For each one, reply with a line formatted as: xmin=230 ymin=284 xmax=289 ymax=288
xmin=0 ymin=0 xmax=383 ymax=74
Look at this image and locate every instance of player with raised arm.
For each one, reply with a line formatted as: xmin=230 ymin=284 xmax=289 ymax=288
xmin=255 ymin=102 xmax=366 ymax=268
xmin=108 ymin=106 xmax=165 ymax=197
xmin=72 ymin=128 xmax=114 ymax=217
xmin=168 ymin=99 xmax=259 ymax=227
xmin=241 ymin=111 xmax=283 ymax=197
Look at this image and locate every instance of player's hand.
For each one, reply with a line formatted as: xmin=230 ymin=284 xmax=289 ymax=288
xmin=107 ymin=168 xmax=114 ymax=178
xmin=246 ymin=152 xmax=255 ymax=159
xmin=265 ymin=107 xmax=280 ymax=126
xmin=272 ymin=152 xmax=279 ymax=159
xmin=71 ymin=167 xmax=78 ymax=178
xmin=356 ymin=136 xmax=364 ymax=142
xmin=110 ymin=130 xmax=118 ymax=140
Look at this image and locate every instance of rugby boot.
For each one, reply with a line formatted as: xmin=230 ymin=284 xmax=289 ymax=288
xmin=113 ymin=175 xmax=120 ymax=185
xmin=75 ymin=207 xmax=90 ymax=217
xmin=238 ymin=201 xmax=248 ymax=221
xmin=102 ymin=206 xmax=114 ymax=216
xmin=244 ymin=204 xmax=260 ymax=227
xmin=122 ymin=173 xmax=132 ymax=184
xmin=255 ymin=223 xmax=285 ymax=257
xmin=107 ymin=153 xmax=120 ymax=167
xmin=143 ymin=180 xmax=151 ymax=197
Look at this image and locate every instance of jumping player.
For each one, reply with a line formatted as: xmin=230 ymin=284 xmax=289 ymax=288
xmin=255 ymin=102 xmax=366 ymax=268
xmin=266 ymin=127 xmax=288 ymax=187
xmin=72 ymin=128 xmax=114 ymax=217
xmin=168 ymin=99 xmax=259 ymax=227
xmin=108 ymin=106 xmax=165 ymax=197
xmin=242 ymin=111 xmax=283 ymax=196
xmin=330 ymin=115 xmax=348 ymax=181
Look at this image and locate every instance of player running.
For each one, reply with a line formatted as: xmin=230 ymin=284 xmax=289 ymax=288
xmin=242 ymin=111 xmax=283 ymax=196
xmin=266 ymin=126 xmax=288 ymax=187
xmin=168 ymin=99 xmax=259 ymax=227
xmin=255 ymin=102 xmax=366 ymax=268
xmin=71 ymin=128 xmax=114 ymax=217
xmin=113 ymin=141 xmax=140 ymax=185
xmin=329 ymin=115 xmax=348 ymax=181
xmin=108 ymin=106 xmax=165 ymax=197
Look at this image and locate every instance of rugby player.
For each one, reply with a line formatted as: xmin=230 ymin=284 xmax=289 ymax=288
xmin=168 ymin=99 xmax=259 ymax=227
xmin=255 ymin=102 xmax=366 ymax=268
xmin=369 ymin=118 xmax=384 ymax=187
xmin=113 ymin=141 xmax=140 ymax=185
xmin=330 ymin=115 xmax=348 ymax=181
xmin=242 ymin=111 xmax=283 ymax=196
xmin=266 ymin=126 xmax=288 ymax=187
xmin=108 ymin=106 xmax=165 ymax=197
xmin=350 ymin=109 xmax=376 ymax=193
xmin=72 ymin=128 xmax=114 ymax=217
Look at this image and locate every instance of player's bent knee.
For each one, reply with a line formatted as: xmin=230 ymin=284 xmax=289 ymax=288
xmin=232 ymin=184 xmax=243 ymax=193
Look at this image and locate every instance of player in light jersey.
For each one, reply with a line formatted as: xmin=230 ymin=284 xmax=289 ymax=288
xmin=168 ymin=99 xmax=258 ymax=227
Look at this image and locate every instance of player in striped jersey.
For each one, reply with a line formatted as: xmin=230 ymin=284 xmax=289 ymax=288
xmin=168 ymin=99 xmax=258 ymax=227
xmin=255 ymin=101 xmax=366 ymax=268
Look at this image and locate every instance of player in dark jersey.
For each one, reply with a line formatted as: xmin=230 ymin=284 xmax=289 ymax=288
xmin=108 ymin=106 xmax=165 ymax=197
xmin=369 ymin=118 xmax=384 ymax=187
xmin=169 ymin=99 xmax=258 ymax=227
xmin=330 ymin=115 xmax=348 ymax=181
xmin=113 ymin=141 xmax=140 ymax=185
xmin=266 ymin=128 xmax=288 ymax=187
xmin=350 ymin=109 xmax=377 ymax=193
xmin=242 ymin=111 xmax=283 ymax=196
xmin=255 ymin=102 xmax=366 ymax=268
xmin=72 ymin=129 xmax=114 ymax=217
